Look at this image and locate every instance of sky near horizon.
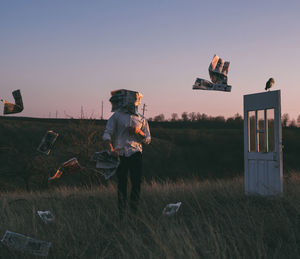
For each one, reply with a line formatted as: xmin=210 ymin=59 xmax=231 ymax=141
xmin=1 ymin=0 xmax=300 ymax=120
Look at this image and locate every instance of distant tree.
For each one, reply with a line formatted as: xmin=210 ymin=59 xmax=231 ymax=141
xmin=282 ymin=113 xmax=290 ymax=127
xmin=297 ymin=115 xmax=300 ymax=126
xmin=196 ymin=112 xmax=202 ymax=121
xmin=214 ymin=116 xmax=226 ymax=123
xmin=181 ymin=112 xmax=189 ymax=121
xmin=188 ymin=112 xmax=197 ymax=122
xmin=226 ymin=113 xmax=243 ymax=128
xmin=196 ymin=113 xmax=208 ymax=121
xmin=153 ymin=114 xmax=165 ymax=122
xmin=226 ymin=117 xmax=234 ymax=124
xmin=234 ymin=113 xmax=243 ymax=122
xmin=170 ymin=113 xmax=179 ymax=121
xmin=290 ymin=119 xmax=297 ymax=128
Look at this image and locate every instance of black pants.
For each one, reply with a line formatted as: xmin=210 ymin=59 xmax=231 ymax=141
xmin=116 ymin=152 xmax=142 ymax=217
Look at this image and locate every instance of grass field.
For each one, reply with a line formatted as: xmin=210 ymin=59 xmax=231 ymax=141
xmin=1 ymin=116 xmax=300 ymax=191
xmin=1 ymin=173 xmax=300 ymax=258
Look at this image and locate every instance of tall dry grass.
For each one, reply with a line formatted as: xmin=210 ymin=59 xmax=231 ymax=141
xmin=1 ymin=173 xmax=300 ymax=258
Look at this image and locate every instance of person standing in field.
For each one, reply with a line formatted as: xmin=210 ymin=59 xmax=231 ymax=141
xmin=103 ymin=89 xmax=151 ymax=219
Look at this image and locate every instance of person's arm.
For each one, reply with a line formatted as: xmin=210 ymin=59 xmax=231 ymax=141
xmin=102 ymin=113 xmax=119 ymax=156
xmin=129 ymin=118 xmax=151 ymax=144
xmin=129 ymin=126 xmax=145 ymax=138
xmin=141 ymin=118 xmax=151 ymax=144
xmin=104 ymin=140 xmax=119 ymax=157
xmin=103 ymin=139 xmax=114 ymax=152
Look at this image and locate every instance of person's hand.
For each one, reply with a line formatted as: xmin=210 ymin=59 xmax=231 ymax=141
xmin=110 ymin=149 xmax=119 ymax=157
xmin=104 ymin=140 xmax=119 ymax=157
xmin=129 ymin=126 xmax=145 ymax=137
xmin=129 ymin=126 xmax=139 ymax=135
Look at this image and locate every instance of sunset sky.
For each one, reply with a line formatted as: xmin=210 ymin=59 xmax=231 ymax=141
xmin=1 ymin=0 xmax=300 ymax=120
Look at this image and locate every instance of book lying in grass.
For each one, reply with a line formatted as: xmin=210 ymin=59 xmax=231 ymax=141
xmin=162 ymin=202 xmax=182 ymax=216
xmin=37 ymin=130 xmax=59 ymax=155
xmin=1 ymin=230 xmax=51 ymax=257
xmin=37 ymin=211 xmax=55 ymax=223
xmin=1 ymin=89 xmax=24 ymax=115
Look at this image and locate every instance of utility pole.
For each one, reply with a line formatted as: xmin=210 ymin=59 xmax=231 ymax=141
xmin=81 ymin=105 xmax=84 ymax=119
xmin=142 ymin=103 xmax=147 ymax=116
xmin=101 ymin=100 xmax=104 ymax=120
xmin=56 ymin=110 xmax=58 ymax=119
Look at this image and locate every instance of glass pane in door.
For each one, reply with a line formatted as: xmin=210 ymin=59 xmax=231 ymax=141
xmin=257 ymin=110 xmax=264 ymax=131
xmin=257 ymin=110 xmax=265 ymax=152
xmin=267 ymin=109 xmax=275 ymax=152
xmin=248 ymin=111 xmax=255 ymax=152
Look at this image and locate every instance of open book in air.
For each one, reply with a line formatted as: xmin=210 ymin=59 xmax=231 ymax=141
xmin=193 ymin=55 xmax=232 ymax=92
xmin=1 ymin=89 xmax=24 ymax=115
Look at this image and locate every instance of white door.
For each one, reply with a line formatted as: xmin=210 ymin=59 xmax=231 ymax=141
xmin=244 ymin=90 xmax=283 ymax=196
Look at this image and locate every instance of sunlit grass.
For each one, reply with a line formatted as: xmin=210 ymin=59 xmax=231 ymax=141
xmin=0 ymin=173 xmax=300 ymax=258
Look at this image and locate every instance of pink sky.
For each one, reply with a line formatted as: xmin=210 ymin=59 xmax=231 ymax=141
xmin=1 ymin=1 xmax=300 ymax=121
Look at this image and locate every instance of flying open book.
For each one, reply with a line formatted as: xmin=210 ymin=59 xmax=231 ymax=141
xmin=193 ymin=55 xmax=232 ymax=92
xmin=1 ymin=89 xmax=24 ymax=114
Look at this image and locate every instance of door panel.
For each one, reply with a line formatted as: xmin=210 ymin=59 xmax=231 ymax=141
xmin=244 ymin=90 xmax=282 ymax=196
xmin=258 ymin=160 xmax=265 ymax=194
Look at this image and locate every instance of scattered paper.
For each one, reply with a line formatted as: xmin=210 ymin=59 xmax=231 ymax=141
xmin=37 ymin=211 xmax=55 ymax=223
xmin=37 ymin=130 xmax=59 ymax=155
xmin=91 ymin=151 xmax=120 ymax=169
xmin=61 ymin=157 xmax=83 ymax=171
xmin=162 ymin=202 xmax=182 ymax=216
xmin=193 ymin=55 xmax=232 ymax=92
xmin=96 ymin=167 xmax=118 ymax=180
xmin=1 ymin=230 xmax=51 ymax=257
xmin=48 ymin=157 xmax=83 ymax=181
xmin=193 ymin=78 xmax=231 ymax=92
xmin=91 ymin=151 xmax=120 ymax=180
xmin=209 ymin=55 xmax=230 ymax=85
xmin=1 ymin=89 xmax=24 ymax=115
xmin=48 ymin=168 xmax=63 ymax=181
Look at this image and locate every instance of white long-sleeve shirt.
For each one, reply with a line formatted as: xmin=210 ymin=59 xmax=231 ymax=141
xmin=102 ymin=111 xmax=151 ymax=157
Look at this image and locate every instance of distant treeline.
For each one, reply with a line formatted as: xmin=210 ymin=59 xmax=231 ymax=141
xmin=149 ymin=112 xmax=300 ymax=128
xmin=2 ymin=112 xmax=298 ymax=128
xmin=149 ymin=113 xmax=243 ymax=129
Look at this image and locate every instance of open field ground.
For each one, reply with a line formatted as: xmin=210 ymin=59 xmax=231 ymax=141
xmin=1 ymin=116 xmax=300 ymax=258
xmin=1 ymin=173 xmax=300 ymax=258
xmin=1 ymin=116 xmax=300 ymax=191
